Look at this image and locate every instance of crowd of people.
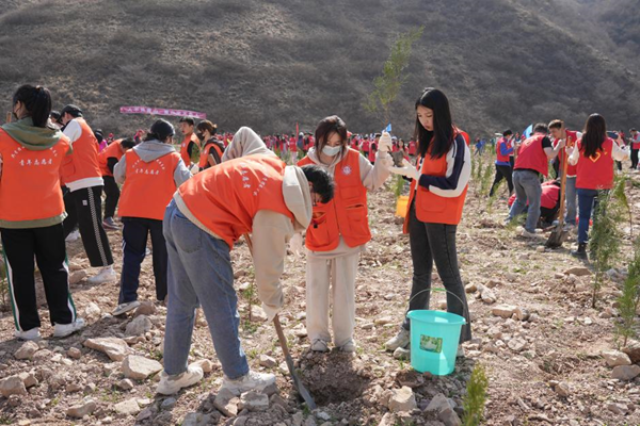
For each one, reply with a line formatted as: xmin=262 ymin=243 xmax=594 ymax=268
xmin=0 ymin=82 xmax=634 ymax=397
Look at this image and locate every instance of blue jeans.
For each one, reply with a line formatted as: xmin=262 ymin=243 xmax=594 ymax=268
xmin=162 ymin=200 xmax=249 ymax=379
xmin=509 ymin=170 xmax=542 ymax=232
xmin=577 ymin=189 xmax=605 ymax=244
xmin=564 ymin=177 xmax=577 ymax=226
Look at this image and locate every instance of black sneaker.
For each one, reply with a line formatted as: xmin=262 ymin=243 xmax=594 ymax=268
xmin=571 ymin=243 xmax=588 ymax=259
xmin=102 ymin=217 xmax=121 ymax=230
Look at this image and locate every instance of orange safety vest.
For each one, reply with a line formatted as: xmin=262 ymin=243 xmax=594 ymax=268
xmin=298 ymin=149 xmax=370 ymax=251
xmin=118 ymin=150 xmax=181 ymax=221
xmin=198 ymin=142 xmax=224 ymax=169
xmin=178 ymin=155 xmax=294 ymax=249
xmin=97 ymin=139 xmax=125 ymax=177
xmin=0 ymin=129 xmax=71 ymax=223
xmin=180 ymin=133 xmax=199 ymax=166
xmin=576 ymin=137 xmax=615 ymax=190
xmin=60 ymin=117 xmax=102 ymax=184
xmin=403 ymin=141 xmax=468 ymax=231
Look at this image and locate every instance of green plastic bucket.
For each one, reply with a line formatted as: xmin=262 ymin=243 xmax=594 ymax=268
xmin=407 ymin=310 xmax=466 ymax=376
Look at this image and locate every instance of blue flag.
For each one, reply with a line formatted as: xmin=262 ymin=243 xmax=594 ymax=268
xmin=523 ymin=124 xmax=533 ymax=139
xmin=384 ymin=123 xmax=392 ymax=133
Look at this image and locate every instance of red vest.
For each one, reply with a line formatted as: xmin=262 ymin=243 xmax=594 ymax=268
xmin=298 ymin=149 xmax=370 ymax=251
xmin=178 ymin=155 xmax=294 ymax=249
xmin=514 ymin=133 xmax=549 ymax=176
xmin=557 ymin=130 xmax=578 ymax=177
xmin=288 ymin=138 xmax=297 ymax=152
xmin=97 ymin=140 xmax=125 ymax=177
xmin=361 ymin=140 xmax=370 ymax=152
xmin=198 ymin=142 xmax=224 ymax=169
xmin=0 ymin=130 xmax=70 ymax=223
xmin=495 ymin=137 xmax=511 ymax=163
xmin=368 ymin=142 xmax=377 ymax=162
xmin=60 ymin=117 xmax=102 ymax=183
xmin=576 ymin=137 xmax=615 ymax=190
xmin=408 ymin=141 xmax=417 ymax=155
xmin=118 ymin=150 xmax=181 ymax=220
xmin=458 ymin=129 xmax=470 ymax=146
xmin=180 ymin=133 xmax=198 ymax=166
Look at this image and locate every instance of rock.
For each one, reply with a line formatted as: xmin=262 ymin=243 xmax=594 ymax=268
xmin=292 ymin=411 xmax=304 ymax=426
xmin=18 ymin=372 xmax=37 ymax=388
xmin=480 ymin=288 xmax=497 ymax=304
xmin=67 ymin=347 xmax=82 ymax=359
xmin=67 ymin=398 xmax=97 ymax=418
xmin=114 ymin=398 xmax=140 ymax=415
xmin=84 ymin=302 xmax=101 ymax=321
xmin=536 ymin=246 xmax=545 ymax=253
xmin=387 ymin=386 xmax=417 ymax=412
xmin=125 ymin=315 xmax=153 ymax=337
xmin=161 ymin=397 xmax=177 ymax=410
xmin=84 ymin=337 xmax=131 ymax=361
xmin=214 ymin=388 xmax=240 ymax=416
xmin=564 ymin=266 xmax=591 ymax=277
xmin=0 ymin=375 xmax=27 ymax=397
xmin=14 ymin=341 xmax=39 ymax=360
xmin=552 ymin=381 xmax=571 ymax=397
xmin=251 ymin=305 xmax=269 ymax=322
xmin=122 ymin=355 xmax=163 ymax=380
xmin=485 ymin=279 xmax=505 ymax=288
xmin=492 ymin=305 xmax=516 ymax=319
xmin=259 ymin=355 xmax=277 ymax=368
xmin=134 ymin=300 xmax=157 ymax=316
xmin=612 ymin=364 xmax=640 ymax=380
xmin=69 ymin=270 xmax=88 ymax=284
xmin=514 ymin=307 xmax=530 ymax=321
xmin=426 ymin=394 xmax=461 ymax=426
xmin=607 ymin=402 xmax=628 ymax=415
xmin=193 ymin=359 xmax=213 ymax=374
xmin=238 ymin=391 xmax=269 ymax=411
xmin=602 ymin=349 xmax=632 ymax=367
xmin=182 ymin=413 xmax=216 ymax=426
xmin=375 ymin=316 xmax=394 ymax=326
xmin=508 ymin=338 xmax=527 ymax=353
xmin=116 ymin=379 xmax=134 ymax=391
xmin=622 ymin=341 xmax=640 ymax=363
xmin=464 ymin=283 xmax=478 ymax=293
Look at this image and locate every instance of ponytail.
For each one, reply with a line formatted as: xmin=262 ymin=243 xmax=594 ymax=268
xmin=12 ymin=85 xmax=52 ymax=128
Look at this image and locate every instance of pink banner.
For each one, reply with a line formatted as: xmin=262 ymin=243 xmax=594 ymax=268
xmin=120 ymin=106 xmax=206 ymax=120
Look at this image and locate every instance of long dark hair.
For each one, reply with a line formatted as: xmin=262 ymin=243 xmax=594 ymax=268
xmin=12 ymin=85 xmax=52 ymax=128
xmin=581 ymin=114 xmax=607 ymax=158
xmin=415 ymin=88 xmax=453 ymax=159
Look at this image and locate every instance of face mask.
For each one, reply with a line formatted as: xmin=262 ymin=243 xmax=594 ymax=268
xmin=196 ymin=132 xmax=205 ymax=141
xmin=322 ymin=145 xmax=341 ymax=157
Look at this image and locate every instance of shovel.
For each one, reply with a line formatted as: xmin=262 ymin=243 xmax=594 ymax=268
xmin=242 ymin=234 xmax=317 ymax=410
xmin=546 ymin=144 xmax=569 ymax=248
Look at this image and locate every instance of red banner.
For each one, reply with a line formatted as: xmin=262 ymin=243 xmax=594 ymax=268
xmin=120 ymin=106 xmax=206 ymax=119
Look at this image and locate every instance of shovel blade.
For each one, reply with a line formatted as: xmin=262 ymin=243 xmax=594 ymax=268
xmin=545 ymin=229 xmax=568 ymax=248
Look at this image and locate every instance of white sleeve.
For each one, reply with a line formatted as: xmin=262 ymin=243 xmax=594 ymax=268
xmin=62 ymin=120 xmax=82 ymax=145
xmin=612 ymin=142 xmax=629 ymax=161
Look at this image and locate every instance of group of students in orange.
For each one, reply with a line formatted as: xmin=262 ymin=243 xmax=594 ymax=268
xmin=0 ymin=84 xmax=474 ymax=396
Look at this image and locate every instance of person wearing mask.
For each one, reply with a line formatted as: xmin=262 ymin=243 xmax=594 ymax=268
xmin=112 ymin=120 xmax=191 ymax=315
xmin=384 ymin=88 xmax=472 ymax=355
xmin=489 ymin=129 xmax=515 ymax=197
xmin=60 ymin=104 xmax=116 ymax=284
xmin=566 ymin=114 xmax=628 ymax=259
xmin=196 ymin=120 xmax=225 ymax=171
xmin=630 ymin=128 xmax=640 ymax=170
xmin=49 ymin=111 xmax=62 ymax=129
xmin=157 ymin=126 xmax=334 ymax=395
xmin=179 ymin=117 xmax=199 ymax=168
xmin=548 ymin=120 xmax=581 ymax=228
xmin=297 ymin=116 xmax=392 ymax=352
xmin=506 ymin=123 xmax=564 ymax=237
xmin=98 ymin=137 xmax=137 ymax=230
xmin=0 ymin=85 xmax=84 ymax=340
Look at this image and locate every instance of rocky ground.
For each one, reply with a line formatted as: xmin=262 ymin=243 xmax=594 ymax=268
xmin=1 ymin=156 xmax=640 ymax=425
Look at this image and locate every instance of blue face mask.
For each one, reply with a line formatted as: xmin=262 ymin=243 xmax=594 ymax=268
xmin=322 ymin=145 xmax=341 ymax=157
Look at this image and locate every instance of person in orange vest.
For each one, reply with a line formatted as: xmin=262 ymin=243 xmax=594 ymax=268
xmin=566 ymin=114 xmax=628 ymax=259
xmin=98 ymin=137 xmax=137 ymax=230
xmin=360 ymin=135 xmax=370 ymax=157
xmin=489 ymin=129 xmax=514 ymax=197
xmin=179 ymin=117 xmax=199 ymax=169
xmin=549 ymin=120 xmax=581 ymax=228
xmin=0 ymin=85 xmax=84 ymax=340
xmin=296 ymin=115 xmax=392 ymax=352
xmin=288 ymin=133 xmax=299 ymax=163
xmin=157 ymin=126 xmax=334 ymax=395
xmin=60 ymin=104 xmax=116 ymax=284
xmin=506 ymin=123 xmax=564 ymax=237
xmin=196 ymin=120 xmax=225 ymax=171
xmin=111 ymin=120 xmax=191 ymax=316
xmin=384 ymin=88 xmax=472 ymax=355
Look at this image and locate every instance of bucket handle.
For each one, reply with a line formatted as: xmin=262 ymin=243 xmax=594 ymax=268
xmin=406 ymin=287 xmax=469 ymax=322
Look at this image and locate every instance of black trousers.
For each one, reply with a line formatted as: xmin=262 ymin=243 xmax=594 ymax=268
xmin=103 ymin=176 xmax=120 ymax=219
xmin=119 ymin=217 xmax=168 ymax=303
xmin=631 ymin=149 xmax=639 ymax=169
xmin=0 ymin=224 xmax=77 ymax=331
xmin=402 ymin=201 xmax=472 ymax=343
xmin=63 ymin=186 xmax=114 ymax=267
xmin=490 ymin=164 xmax=514 ymax=196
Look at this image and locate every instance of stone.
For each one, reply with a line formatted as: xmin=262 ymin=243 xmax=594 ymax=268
xmin=238 ymin=391 xmax=269 ymax=411
xmin=67 ymin=347 xmax=82 ymax=359
xmin=182 ymin=413 xmax=216 ymax=426
xmin=492 ymin=305 xmax=516 ymax=319
xmin=485 ymin=279 xmax=505 ymax=288
xmin=125 ymin=315 xmax=153 ymax=337
xmin=67 ymin=398 xmax=97 ymax=418
xmin=69 ymin=270 xmax=88 ymax=284
xmin=84 ymin=337 xmax=131 ymax=361
xmin=134 ymin=300 xmax=157 ymax=316
xmin=612 ymin=364 xmax=640 ymax=380
xmin=122 ymin=355 xmax=163 ymax=380
xmin=426 ymin=394 xmax=461 ymax=426
xmin=18 ymin=372 xmax=37 ymax=388
xmin=193 ymin=359 xmax=213 ymax=374
xmin=259 ymin=355 xmax=277 ymax=368
xmin=480 ymin=288 xmax=497 ymax=304
xmin=14 ymin=341 xmax=39 ymax=360
xmin=602 ymin=349 xmax=632 ymax=367
xmin=623 ymin=341 xmax=640 ymax=363
xmin=465 ymin=283 xmax=478 ymax=293
xmin=564 ymin=266 xmax=591 ymax=277
xmin=508 ymin=338 xmax=527 ymax=353
xmin=387 ymin=386 xmax=417 ymax=412
xmin=251 ymin=305 xmax=269 ymax=322
xmin=0 ymin=375 xmax=27 ymax=397
xmin=214 ymin=388 xmax=240 ymax=416
xmin=292 ymin=411 xmax=304 ymax=426
xmin=552 ymin=381 xmax=571 ymax=397
xmin=114 ymin=398 xmax=140 ymax=415
xmin=116 ymin=379 xmax=134 ymax=391
xmin=375 ymin=316 xmax=394 ymax=326
xmin=514 ymin=307 xmax=530 ymax=321
xmin=84 ymin=302 xmax=101 ymax=321
xmin=161 ymin=397 xmax=177 ymax=410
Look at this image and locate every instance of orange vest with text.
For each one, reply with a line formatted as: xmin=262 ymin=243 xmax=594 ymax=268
xmin=60 ymin=117 xmax=102 ymax=183
xmin=298 ymin=149 xmax=370 ymax=251
xmin=576 ymin=137 xmax=615 ymax=190
xmin=97 ymin=139 xmax=125 ymax=177
xmin=180 ymin=133 xmax=199 ymax=166
xmin=0 ymin=130 xmax=71 ymax=222
xmin=178 ymin=155 xmax=294 ymax=249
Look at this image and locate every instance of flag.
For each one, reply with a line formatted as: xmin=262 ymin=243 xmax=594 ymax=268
xmin=523 ymin=124 xmax=533 ymax=139
xmin=296 ymin=122 xmax=299 ymax=135
xmin=384 ymin=123 xmax=392 ymax=133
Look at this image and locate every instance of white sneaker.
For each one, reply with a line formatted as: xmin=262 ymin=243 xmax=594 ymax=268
xmin=53 ymin=318 xmax=85 ymax=338
xmin=385 ymin=328 xmax=410 ymax=352
xmin=518 ymin=227 xmax=543 ymax=239
xmin=310 ymin=339 xmax=329 ymax=352
xmin=220 ymin=370 xmax=275 ymax=396
xmin=112 ymin=301 xmax=140 ymax=316
xmin=65 ymin=230 xmax=81 ymax=242
xmin=88 ymin=266 xmax=117 ymax=285
xmin=15 ymin=327 xmax=41 ymax=341
xmin=156 ymin=365 xmax=204 ymax=395
xmin=338 ymin=339 xmax=357 ymax=353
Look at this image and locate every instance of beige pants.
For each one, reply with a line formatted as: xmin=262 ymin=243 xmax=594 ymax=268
xmin=305 ymin=251 xmax=359 ymax=347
